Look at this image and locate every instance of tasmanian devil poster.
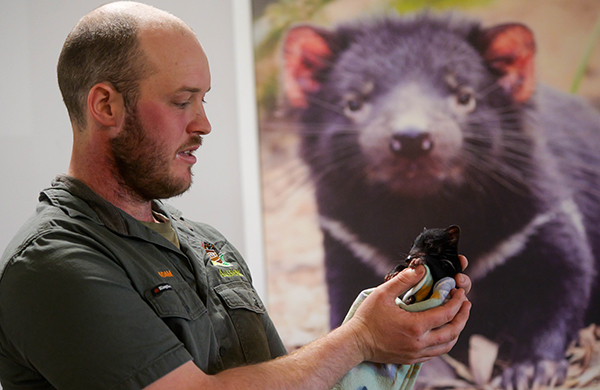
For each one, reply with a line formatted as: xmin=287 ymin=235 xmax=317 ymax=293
xmin=251 ymin=0 xmax=600 ymax=388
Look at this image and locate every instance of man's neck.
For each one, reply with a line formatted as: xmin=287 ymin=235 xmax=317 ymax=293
xmin=68 ymin=125 xmax=157 ymax=222
xmin=67 ymin=167 xmax=155 ymax=223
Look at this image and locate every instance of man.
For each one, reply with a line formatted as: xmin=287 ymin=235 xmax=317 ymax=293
xmin=0 ymin=2 xmax=471 ymax=389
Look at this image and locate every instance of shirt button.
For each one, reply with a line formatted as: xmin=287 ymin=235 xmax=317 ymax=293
xmin=219 ymin=347 xmax=226 ymax=357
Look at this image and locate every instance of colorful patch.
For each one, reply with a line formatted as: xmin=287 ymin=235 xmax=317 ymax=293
xmin=203 ymin=242 xmax=216 ymax=251
xmin=158 ymin=270 xmax=174 ymax=278
xmin=151 ymin=283 xmax=173 ymax=296
xmin=219 ymin=268 xmax=244 ymax=278
xmin=203 ymin=241 xmax=233 ymax=267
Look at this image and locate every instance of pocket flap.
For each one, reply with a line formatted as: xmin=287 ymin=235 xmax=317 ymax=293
xmin=145 ymin=282 xmax=206 ymax=320
xmin=214 ymin=281 xmax=266 ymax=314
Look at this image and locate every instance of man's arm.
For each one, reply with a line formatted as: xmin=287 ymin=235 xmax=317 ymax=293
xmin=145 ymin=259 xmax=472 ymax=390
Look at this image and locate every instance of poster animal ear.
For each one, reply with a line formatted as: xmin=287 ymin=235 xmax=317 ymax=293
xmin=282 ymin=25 xmax=334 ymax=108
xmin=479 ymin=23 xmax=536 ymax=102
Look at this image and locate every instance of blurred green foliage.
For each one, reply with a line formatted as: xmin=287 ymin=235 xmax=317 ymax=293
xmin=571 ymin=13 xmax=600 ymax=94
xmin=255 ymin=0 xmax=335 ymax=62
xmin=391 ymin=0 xmax=492 ymax=14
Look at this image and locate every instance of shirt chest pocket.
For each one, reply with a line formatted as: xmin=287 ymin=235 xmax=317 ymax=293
xmin=214 ymin=280 xmax=271 ymax=364
xmin=144 ymin=281 xmax=206 ymax=320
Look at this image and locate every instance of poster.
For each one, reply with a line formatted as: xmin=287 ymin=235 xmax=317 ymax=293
xmin=251 ymin=0 xmax=600 ymax=388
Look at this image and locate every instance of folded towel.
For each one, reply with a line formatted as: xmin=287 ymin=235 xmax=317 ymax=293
xmin=332 ymin=265 xmax=456 ymax=390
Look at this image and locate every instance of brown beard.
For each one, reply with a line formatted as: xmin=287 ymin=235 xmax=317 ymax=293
xmin=110 ymin=106 xmax=199 ymax=201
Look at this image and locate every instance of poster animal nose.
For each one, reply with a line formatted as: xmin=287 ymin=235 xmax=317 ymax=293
xmin=389 ymin=130 xmax=433 ymax=158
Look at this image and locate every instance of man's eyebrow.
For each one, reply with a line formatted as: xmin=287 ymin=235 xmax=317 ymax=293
xmin=177 ymin=87 xmax=202 ymax=93
xmin=175 ymin=87 xmax=212 ymax=95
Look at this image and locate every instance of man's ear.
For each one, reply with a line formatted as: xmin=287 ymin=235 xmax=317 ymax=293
xmin=86 ymin=82 xmax=125 ymax=130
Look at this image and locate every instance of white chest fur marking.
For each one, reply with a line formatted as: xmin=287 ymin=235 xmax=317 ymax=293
xmin=319 ymin=216 xmax=393 ymax=276
xmin=470 ymin=197 xmax=590 ymax=280
xmin=319 ymin=197 xmax=589 ymax=281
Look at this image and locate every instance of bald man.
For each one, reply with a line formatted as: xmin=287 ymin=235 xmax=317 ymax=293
xmin=0 ymin=2 xmax=471 ymax=389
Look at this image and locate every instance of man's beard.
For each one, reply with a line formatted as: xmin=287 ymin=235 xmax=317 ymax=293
xmin=110 ymin=106 xmax=196 ymax=202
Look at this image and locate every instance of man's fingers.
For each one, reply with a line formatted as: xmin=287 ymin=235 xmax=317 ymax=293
xmin=391 ymin=299 xmax=472 ymax=365
xmin=414 ymin=288 xmax=469 ymax=330
xmin=418 ymin=300 xmax=472 ymax=358
xmin=456 ymin=255 xmax=471 ymax=294
xmin=431 ymin=300 xmax=471 ymax=345
xmin=455 ymin=273 xmax=471 ymax=295
xmin=459 ymin=255 xmax=468 ymax=271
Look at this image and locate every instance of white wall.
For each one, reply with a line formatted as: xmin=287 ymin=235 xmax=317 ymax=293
xmin=0 ymin=1 xmax=266 ymax=294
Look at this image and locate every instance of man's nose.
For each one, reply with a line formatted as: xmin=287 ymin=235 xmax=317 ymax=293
xmin=189 ymin=107 xmax=211 ymax=135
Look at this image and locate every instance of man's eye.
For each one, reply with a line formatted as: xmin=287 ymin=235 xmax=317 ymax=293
xmin=174 ymin=101 xmax=190 ymax=108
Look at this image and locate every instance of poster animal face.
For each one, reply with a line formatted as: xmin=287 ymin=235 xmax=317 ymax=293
xmin=251 ymin=0 xmax=600 ymax=388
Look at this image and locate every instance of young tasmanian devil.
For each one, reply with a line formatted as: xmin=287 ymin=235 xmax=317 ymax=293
xmin=281 ymin=11 xmax=600 ymax=388
xmin=385 ymin=225 xmax=461 ymax=304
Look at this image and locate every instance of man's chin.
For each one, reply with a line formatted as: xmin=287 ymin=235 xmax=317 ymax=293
xmin=161 ymin=174 xmax=193 ymax=200
xmin=132 ymin=175 xmax=192 ymax=201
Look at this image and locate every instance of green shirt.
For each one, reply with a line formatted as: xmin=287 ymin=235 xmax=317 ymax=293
xmin=0 ymin=175 xmax=286 ymax=390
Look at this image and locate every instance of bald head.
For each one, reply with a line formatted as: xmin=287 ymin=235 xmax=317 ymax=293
xmin=90 ymin=2 xmax=191 ymax=32
xmin=57 ymin=1 xmax=194 ymax=129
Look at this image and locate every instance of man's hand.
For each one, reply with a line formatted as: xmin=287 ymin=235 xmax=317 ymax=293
xmin=346 ymin=255 xmax=471 ymax=365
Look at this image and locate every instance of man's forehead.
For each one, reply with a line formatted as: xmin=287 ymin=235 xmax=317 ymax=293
xmin=136 ymin=28 xmax=210 ymax=90
xmin=137 ymin=20 xmax=204 ymax=61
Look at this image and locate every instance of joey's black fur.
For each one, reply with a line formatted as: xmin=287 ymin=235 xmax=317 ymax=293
xmin=385 ymin=225 xmax=462 ymax=295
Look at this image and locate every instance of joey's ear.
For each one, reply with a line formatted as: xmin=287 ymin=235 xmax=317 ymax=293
xmin=87 ymin=82 xmax=125 ymax=130
xmin=282 ymin=25 xmax=335 ymax=108
xmin=479 ymin=23 xmax=536 ymax=103
xmin=445 ymin=225 xmax=461 ymax=245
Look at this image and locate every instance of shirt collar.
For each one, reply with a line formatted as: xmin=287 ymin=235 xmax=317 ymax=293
xmin=49 ymin=174 xmax=176 ymax=237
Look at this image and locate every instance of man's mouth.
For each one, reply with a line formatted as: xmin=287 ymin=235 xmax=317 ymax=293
xmin=177 ymin=144 xmax=201 ymax=163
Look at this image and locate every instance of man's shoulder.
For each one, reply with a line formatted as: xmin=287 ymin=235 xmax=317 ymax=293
xmin=1 ymin=188 xmax=103 ymax=277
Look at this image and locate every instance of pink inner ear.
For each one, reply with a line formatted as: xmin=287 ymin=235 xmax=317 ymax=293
xmin=481 ymin=24 xmax=536 ymax=103
xmin=282 ymin=27 xmax=333 ymax=108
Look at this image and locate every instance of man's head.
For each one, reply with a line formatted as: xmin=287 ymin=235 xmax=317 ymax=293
xmin=62 ymin=2 xmax=212 ymax=204
xmin=58 ymin=2 xmax=156 ymax=129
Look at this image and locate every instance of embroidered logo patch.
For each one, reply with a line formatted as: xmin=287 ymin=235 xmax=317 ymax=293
xmin=203 ymin=242 xmax=216 ymax=251
xmin=219 ymin=268 xmax=243 ymax=278
xmin=151 ymin=283 xmax=173 ymax=296
xmin=158 ymin=270 xmax=174 ymax=278
xmin=203 ymin=241 xmax=232 ymax=268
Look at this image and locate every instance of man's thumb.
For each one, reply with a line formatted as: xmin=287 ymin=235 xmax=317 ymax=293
xmin=384 ymin=265 xmax=426 ymax=297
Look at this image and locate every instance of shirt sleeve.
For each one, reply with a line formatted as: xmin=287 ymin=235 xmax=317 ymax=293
xmin=0 ymin=229 xmax=192 ymax=390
